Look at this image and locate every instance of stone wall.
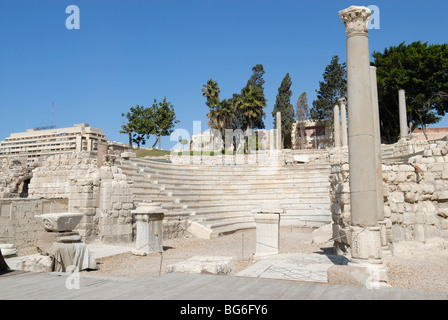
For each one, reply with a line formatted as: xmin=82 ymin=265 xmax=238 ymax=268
xmin=97 ymin=165 xmax=134 ymax=243
xmin=27 ymin=153 xmax=134 ymax=244
xmin=0 ymin=157 xmax=38 ymax=198
xmin=28 ymin=152 xmax=99 ymax=199
xmin=331 ymin=138 xmax=448 ymax=253
xmin=0 ymin=198 xmax=68 ymax=249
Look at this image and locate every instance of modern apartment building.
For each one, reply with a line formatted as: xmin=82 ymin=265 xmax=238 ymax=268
xmin=0 ymin=124 xmax=108 ymax=161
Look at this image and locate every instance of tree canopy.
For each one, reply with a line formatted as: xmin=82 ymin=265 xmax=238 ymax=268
xmin=295 ymin=92 xmax=310 ymax=149
xmin=372 ymin=41 xmax=448 ymax=143
xmin=310 ymin=56 xmax=347 ymax=122
xmin=120 ymin=98 xmax=179 ymax=149
xmin=272 ymin=73 xmax=295 ymax=148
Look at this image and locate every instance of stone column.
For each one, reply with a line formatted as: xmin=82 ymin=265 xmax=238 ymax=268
xmin=339 ymin=98 xmax=348 ymax=147
xmin=276 ymin=112 xmax=282 ymax=150
xmin=333 ymin=104 xmax=341 ymax=148
xmin=132 ymin=203 xmax=164 ymax=256
xmin=371 ymin=67 xmax=389 ymax=254
xmin=339 ymin=6 xmax=384 ymax=268
xmin=399 ymin=89 xmax=408 ymax=140
xmin=252 ymin=204 xmax=283 ymax=258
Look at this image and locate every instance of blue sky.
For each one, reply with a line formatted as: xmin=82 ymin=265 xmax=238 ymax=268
xmin=0 ymin=0 xmax=447 ymax=149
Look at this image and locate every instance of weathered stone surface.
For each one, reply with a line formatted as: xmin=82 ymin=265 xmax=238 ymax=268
xmin=34 ymin=213 xmax=84 ymax=232
xmin=312 ymin=224 xmax=333 ymax=244
xmin=0 ymin=244 xmax=18 ymax=257
xmin=132 ymin=203 xmax=164 ymax=256
xmin=166 ymin=256 xmax=234 ymax=275
xmin=253 ymin=207 xmax=282 ymax=258
xmin=21 ymin=254 xmax=53 ymax=273
xmin=327 ymin=265 xmax=369 ymax=287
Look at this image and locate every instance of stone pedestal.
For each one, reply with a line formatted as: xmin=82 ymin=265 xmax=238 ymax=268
xmin=132 ymin=203 xmax=164 ymax=256
xmin=35 ymin=231 xmax=80 ymax=255
xmin=31 ymin=212 xmax=97 ymax=272
xmin=253 ymin=205 xmax=283 ymax=258
xmin=339 ymin=6 xmax=384 ymax=268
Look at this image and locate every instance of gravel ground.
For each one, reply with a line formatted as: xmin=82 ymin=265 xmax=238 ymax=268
xmin=385 ymin=247 xmax=448 ymax=293
xmin=79 ymin=227 xmax=448 ymax=294
xmin=82 ymin=227 xmax=325 ymax=279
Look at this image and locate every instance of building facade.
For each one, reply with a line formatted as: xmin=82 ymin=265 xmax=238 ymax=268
xmin=292 ymin=120 xmax=333 ymax=149
xmin=0 ymin=124 xmax=108 ymax=161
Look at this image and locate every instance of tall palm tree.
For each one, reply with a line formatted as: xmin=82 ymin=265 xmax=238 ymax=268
xmin=201 ymin=79 xmax=220 ymax=105
xmin=207 ymin=99 xmax=234 ymax=148
xmin=234 ymin=85 xmax=265 ymax=131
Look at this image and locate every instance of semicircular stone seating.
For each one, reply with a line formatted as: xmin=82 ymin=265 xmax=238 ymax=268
xmin=116 ymin=158 xmax=332 ymax=239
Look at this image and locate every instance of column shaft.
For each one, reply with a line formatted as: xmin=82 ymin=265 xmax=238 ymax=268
xmin=333 ymin=104 xmax=341 ymax=148
xmin=339 ymin=98 xmax=348 ymax=147
xmin=370 ymin=66 xmax=384 ymax=221
xmin=346 ymin=33 xmax=378 ymax=227
xmin=276 ymin=112 xmax=282 ymax=150
xmin=399 ymin=89 xmax=408 ymax=140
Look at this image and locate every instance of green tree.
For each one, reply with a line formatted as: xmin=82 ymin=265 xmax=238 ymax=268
xmin=120 ymin=99 xmax=179 ymax=150
xmin=239 ymin=64 xmax=267 ymax=130
xmin=148 ymin=97 xmax=180 ymax=149
xmin=210 ymin=98 xmax=234 ymax=142
xmin=310 ymin=56 xmax=347 ymax=122
xmin=295 ymin=92 xmax=310 ymax=149
xmin=372 ymin=41 xmax=448 ymax=143
xmin=272 ymin=73 xmax=295 ymax=148
xmin=120 ymin=105 xmax=149 ymax=148
xmin=234 ymin=85 xmax=265 ymax=132
xmin=202 ymin=79 xmax=222 ymax=130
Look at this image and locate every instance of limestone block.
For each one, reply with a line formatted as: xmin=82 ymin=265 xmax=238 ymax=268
xmin=187 ymin=222 xmax=213 ymax=240
xmin=312 ymin=223 xmax=333 ymax=244
xmin=389 ymin=192 xmax=405 ymax=204
xmin=22 ymin=254 xmax=53 ymax=273
xmin=437 ymin=191 xmax=448 ymax=201
xmin=403 ymin=212 xmax=415 ymax=226
xmin=327 ymin=265 xmax=369 ymax=287
xmin=34 ymin=213 xmax=84 ymax=232
xmin=293 ymin=155 xmax=310 ymax=163
xmin=166 ymin=256 xmax=234 ymax=275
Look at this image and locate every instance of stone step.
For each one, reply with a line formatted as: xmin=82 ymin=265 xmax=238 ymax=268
xmin=129 ymin=175 xmax=331 ymax=185
xmin=119 ymin=167 xmax=331 ymax=180
xmin=126 ymin=158 xmax=331 ymax=170
xmin=132 ymin=185 xmax=330 ymax=197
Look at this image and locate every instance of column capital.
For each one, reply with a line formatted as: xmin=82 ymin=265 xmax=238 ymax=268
xmin=339 ymin=6 xmax=371 ymax=36
xmin=338 ymin=97 xmax=346 ymax=105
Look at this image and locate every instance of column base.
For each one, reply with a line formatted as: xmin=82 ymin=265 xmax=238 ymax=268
xmin=349 ymin=226 xmax=391 ymax=288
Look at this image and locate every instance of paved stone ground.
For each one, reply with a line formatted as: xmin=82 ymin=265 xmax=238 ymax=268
xmin=237 ymin=253 xmax=350 ymax=283
xmin=4 ymin=227 xmax=448 ymax=295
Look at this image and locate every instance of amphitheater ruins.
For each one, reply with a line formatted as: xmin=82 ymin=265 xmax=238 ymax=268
xmin=1 ymin=6 xmax=448 ymax=289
